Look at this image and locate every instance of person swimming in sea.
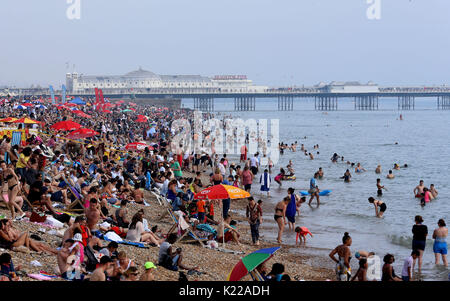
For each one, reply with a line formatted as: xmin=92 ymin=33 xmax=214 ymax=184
xmin=368 ymin=197 xmax=387 ymax=218
xmin=414 ymin=180 xmax=425 ymax=198
xmin=375 ymin=165 xmax=382 ymax=174
xmin=317 ymin=167 xmax=324 ymax=180
xmin=394 ymin=163 xmax=400 ymax=170
xmin=376 ymin=178 xmax=387 ymax=196
xmin=419 ymin=187 xmax=433 ymax=206
xmin=430 ymin=184 xmax=438 ymax=198
xmin=386 ymin=170 xmax=395 ymax=179
xmin=355 ymin=163 xmax=366 ymax=173
xmin=331 ymin=153 xmax=339 ymax=163
xmin=341 ymin=169 xmax=352 ymax=182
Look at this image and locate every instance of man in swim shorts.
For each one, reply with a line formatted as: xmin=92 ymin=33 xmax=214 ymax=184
xmin=414 ymin=180 xmax=425 ymax=198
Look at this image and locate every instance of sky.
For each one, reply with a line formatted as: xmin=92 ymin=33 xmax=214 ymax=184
xmin=1 ymin=0 xmax=449 ymax=88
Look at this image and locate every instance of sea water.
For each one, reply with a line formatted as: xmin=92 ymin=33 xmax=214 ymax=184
xmin=183 ymin=97 xmax=450 ymax=281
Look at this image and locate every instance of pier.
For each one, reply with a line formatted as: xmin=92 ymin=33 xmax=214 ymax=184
xmin=6 ymin=86 xmax=450 ymax=112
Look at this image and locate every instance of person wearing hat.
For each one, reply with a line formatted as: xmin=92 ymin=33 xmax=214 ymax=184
xmin=139 ymin=261 xmax=157 ymax=281
xmin=90 ymin=256 xmax=113 ymax=281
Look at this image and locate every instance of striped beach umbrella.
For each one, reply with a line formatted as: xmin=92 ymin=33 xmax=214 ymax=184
xmin=227 ymin=247 xmax=280 ymax=281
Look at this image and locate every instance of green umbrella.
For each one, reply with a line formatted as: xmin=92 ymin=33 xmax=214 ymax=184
xmin=122 ymin=109 xmax=133 ymax=112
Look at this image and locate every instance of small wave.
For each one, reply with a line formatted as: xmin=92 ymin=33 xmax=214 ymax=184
xmin=388 ymin=234 xmax=412 ymax=249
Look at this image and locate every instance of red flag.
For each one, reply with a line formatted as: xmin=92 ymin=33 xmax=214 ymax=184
xmin=95 ymin=88 xmax=99 ymax=103
xmin=99 ymin=89 xmax=104 ymax=104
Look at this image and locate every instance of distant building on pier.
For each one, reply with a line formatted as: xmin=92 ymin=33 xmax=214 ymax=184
xmin=317 ymin=81 xmax=379 ymax=93
xmin=66 ymin=68 xmax=268 ymax=94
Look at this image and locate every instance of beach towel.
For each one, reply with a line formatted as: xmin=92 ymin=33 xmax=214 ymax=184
xmin=28 ymin=273 xmax=53 ymax=281
xmin=259 ymin=172 xmax=271 ymax=192
xmin=103 ymin=236 xmax=148 ymax=248
xmin=286 ymin=194 xmax=297 ymax=219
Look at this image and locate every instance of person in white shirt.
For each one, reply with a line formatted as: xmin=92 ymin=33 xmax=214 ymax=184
xmin=218 ymin=159 xmax=226 ymax=177
xmin=250 ymin=153 xmax=259 ymax=175
xmin=401 ymin=250 xmax=420 ymax=281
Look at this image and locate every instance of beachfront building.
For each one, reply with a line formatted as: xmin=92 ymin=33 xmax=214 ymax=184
xmin=317 ymin=81 xmax=380 ymax=93
xmin=66 ymin=68 xmax=268 ymax=95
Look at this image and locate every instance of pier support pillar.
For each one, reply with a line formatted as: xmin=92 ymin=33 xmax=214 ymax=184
xmin=314 ymin=96 xmax=338 ymax=111
xmin=194 ymin=97 xmax=214 ymax=111
xmin=398 ymin=96 xmax=415 ymax=110
xmin=354 ymin=95 xmax=379 ymax=110
xmin=278 ymin=96 xmax=294 ymax=111
xmin=234 ymin=97 xmax=256 ymax=111
xmin=437 ymin=95 xmax=450 ymax=110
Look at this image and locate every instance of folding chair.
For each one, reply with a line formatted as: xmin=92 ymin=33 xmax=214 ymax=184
xmin=62 ymin=175 xmax=85 ymax=213
xmin=166 ymin=208 xmax=207 ymax=247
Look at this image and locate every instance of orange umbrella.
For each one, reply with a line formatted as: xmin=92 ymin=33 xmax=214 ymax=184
xmin=194 ymin=184 xmax=251 ymax=247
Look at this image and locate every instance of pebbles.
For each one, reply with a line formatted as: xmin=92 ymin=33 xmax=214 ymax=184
xmin=0 ymin=171 xmax=334 ymax=281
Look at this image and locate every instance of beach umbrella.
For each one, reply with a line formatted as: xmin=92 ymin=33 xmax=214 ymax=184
xmin=194 ymin=184 xmax=250 ymax=200
xmin=12 ymin=117 xmax=41 ymax=124
xmin=122 ymin=109 xmax=133 ymax=113
xmin=0 ymin=117 xmax=18 ymax=123
xmin=64 ymin=103 xmax=78 ymax=107
xmin=129 ymin=108 xmax=136 ymax=111
xmin=14 ymin=105 xmax=27 ymax=110
xmin=227 ymin=247 xmax=281 ymax=281
xmin=194 ymin=184 xmax=251 ymax=247
xmin=36 ymin=104 xmax=47 ymax=109
xmin=51 ymin=120 xmax=82 ymax=131
xmin=125 ymin=142 xmax=154 ymax=151
xmin=22 ymin=103 xmax=34 ymax=107
xmin=70 ymin=97 xmax=86 ymax=105
xmin=67 ymin=128 xmax=99 ymax=139
xmin=75 ymin=112 xmax=92 ymax=118
xmin=136 ymin=115 xmax=148 ymax=122
xmin=102 ymin=110 xmax=112 ymax=114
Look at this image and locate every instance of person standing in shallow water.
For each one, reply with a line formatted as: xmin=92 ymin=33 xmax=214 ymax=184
xmin=432 ymin=219 xmax=448 ymax=267
xmin=376 ymin=179 xmax=386 ymax=197
xmin=286 ymin=188 xmax=298 ymax=231
xmin=368 ymin=197 xmax=386 ymax=218
xmin=341 ymin=169 xmax=352 ymax=182
xmin=329 ymin=232 xmax=352 ymax=281
xmin=274 ymin=197 xmax=290 ymax=244
xmin=411 ymin=215 xmax=427 ymax=273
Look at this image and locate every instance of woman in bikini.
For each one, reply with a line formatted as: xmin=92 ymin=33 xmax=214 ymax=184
xmin=274 ymin=197 xmax=290 ymax=244
xmin=0 ymin=161 xmax=24 ymax=220
xmin=329 ymin=232 xmax=352 ymax=281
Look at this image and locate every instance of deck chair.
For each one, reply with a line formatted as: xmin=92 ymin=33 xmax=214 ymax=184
xmin=11 ymin=131 xmax=22 ymax=146
xmin=166 ymin=208 xmax=208 ymax=247
xmin=62 ymin=175 xmax=85 ymax=213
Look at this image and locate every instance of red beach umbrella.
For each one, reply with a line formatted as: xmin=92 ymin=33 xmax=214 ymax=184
xmin=67 ymin=128 xmax=99 ymax=139
xmin=51 ymin=120 xmax=82 ymax=131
